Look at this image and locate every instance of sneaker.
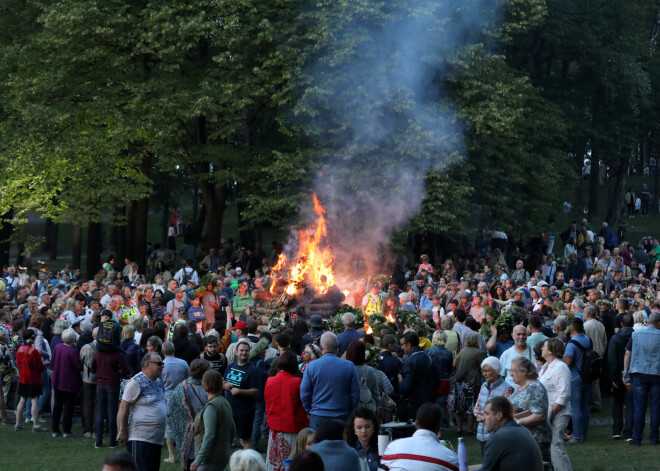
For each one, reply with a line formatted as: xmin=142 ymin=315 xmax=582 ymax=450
xmin=32 ymin=425 xmax=46 ymax=432
xmin=626 ymin=438 xmax=633 ymax=442
xmin=15 ymin=424 xmax=23 ymax=431
xmin=612 ymin=434 xmax=622 ymax=439
xmin=52 ymin=432 xmax=62 ymax=438
xmin=38 ymin=416 xmax=48 ymax=423
xmin=63 ymin=433 xmax=75 ymax=438
xmin=109 ymin=444 xmax=119 ymax=449
xmin=25 ymin=418 xmax=31 ymax=424
xmin=163 ymin=458 xmax=175 ymax=463
xmin=83 ymin=432 xmax=93 ymax=438
xmin=95 ymin=444 xmax=102 ymax=449
xmin=1 ymin=418 xmax=12 ymax=425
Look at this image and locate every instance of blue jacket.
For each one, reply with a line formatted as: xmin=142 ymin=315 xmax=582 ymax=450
xmin=399 ymin=347 xmax=438 ymax=419
xmin=337 ymin=328 xmax=363 ymax=356
xmin=310 ymin=440 xmax=361 ymax=471
xmin=300 ymin=353 xmax=360 ymax=417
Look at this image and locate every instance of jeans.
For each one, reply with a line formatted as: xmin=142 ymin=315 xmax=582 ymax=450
xmin=570 ymin=377 xmax=591 ymax=441
xmin=95 ymin=384 xmax=120 ymax=446
xmin=612 ymin=384 xmax=633 ymax=438
xmin=52 ymin=389 xmax=76 ymax=434
xmin=82 ymin=382 xmax=97 ymax=434
xmin=550 ymin=413 xmax=573 ymax=471
xmin=632 ymin=373 xmax=660 ymax=445
xmin=127 ymin=440 xmax=162 ymax=471
xmin=310 ymin=413 xmax=348 ymax=430
xmin=251 ymin=395 xmax=266 ymax=450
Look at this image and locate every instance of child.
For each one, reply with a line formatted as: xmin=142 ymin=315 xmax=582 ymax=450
xmin=187 ymin=295 xmax=206 ymax=334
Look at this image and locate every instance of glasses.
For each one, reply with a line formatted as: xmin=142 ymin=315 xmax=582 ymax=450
xmin=150 ymin=361 xmax=164 ymax=367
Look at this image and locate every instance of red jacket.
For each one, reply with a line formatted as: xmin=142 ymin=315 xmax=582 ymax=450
xmin=265 ymin=371 xmax=309 ymax=433
xmin=17 ymin=345 xmax=44 ymax=386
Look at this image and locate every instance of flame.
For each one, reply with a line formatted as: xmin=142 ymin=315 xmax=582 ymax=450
xmin=269 ymin=194 xmax=336 ymax=295
xmin=385 ymin=313 xmax=396 ymax=323
xmin=365 ymin=319 xmax=373 ymax=335
xmin=342 ymin=290 xmax=349 ymax=297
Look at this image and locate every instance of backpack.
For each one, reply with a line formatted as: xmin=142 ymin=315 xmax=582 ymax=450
xmin=359 ymin=375 xmax=376 ymax=412
xmin=181 ymin=268 xmax=192 ymax=286
xmin=96 ymin=320 xmax=119 ymax=352
xmin=570 ymin=339 xmax=602 ymax=382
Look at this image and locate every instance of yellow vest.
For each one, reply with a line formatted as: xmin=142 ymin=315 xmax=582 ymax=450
xmin=364 ymin=293 xmax=383 ymax=315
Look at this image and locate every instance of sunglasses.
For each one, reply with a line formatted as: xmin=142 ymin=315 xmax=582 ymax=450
xmin=150 ymin=361 xmax=164 ymax=367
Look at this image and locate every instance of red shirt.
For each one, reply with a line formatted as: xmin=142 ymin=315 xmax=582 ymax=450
xmin=17 ymin=345 xmax=44 ymax=385
xmin=264 ymin=371 xmax=309 ymax=433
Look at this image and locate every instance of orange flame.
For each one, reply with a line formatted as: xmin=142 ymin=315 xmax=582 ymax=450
xmin=269 ymin=194 xmax=336 ymax=296
xmin=385 ymin=313 xmax=396 ymax=323
xmin=365 ymin=319 xmax=373 ymax=335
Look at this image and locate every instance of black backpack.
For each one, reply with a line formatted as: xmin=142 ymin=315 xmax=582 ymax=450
xmin=181 ymin=268 xmax=192 ymax=285
xmin=96 ymin=320 xmax=119 ymax=352
xmin=570 ymin=339 xmax=602 ymax=382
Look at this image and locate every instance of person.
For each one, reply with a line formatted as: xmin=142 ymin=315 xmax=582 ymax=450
xmin=289 ymin=450 xmax=324 ymax=471
xmin=427 ymin=330 xmax=453 ymax=420
xmin=345 ymin=406 xmax=380 ymax=471
xmin=225 ymin=321 xmax=254 ymax=364
xmin=337 ymin=312 xmax=363 ymax=356
xmin=623 ymin=311 xmax=660 ymax=446
xmin=309 ymin=418 xmax=361 ymax=471
xmin=298 ymin=342 xmax=320 ymax=375
xmin=499 ymin=325 xmax=534 ymax=388
xmin=474 ymin=357 xmax=514 ymax=455
xmin=161 ymin=340 xmax=190 ymax=463
xmin=172 ymin=323 xmax=201 ymax=365
xmin=169 ymin=359 xmax=211 ymax=470
xmin=583 ymin=305 xmax=606 ymax=412
xmin=346 ymin=340 xmax=380 ymax=413
xmin=117 ymin=352 xmax=168 ymax=471
xmin=232 ymin=281 xmax=252 ymax=316
xmin=102 ymin=451 xmax=138 ymax=471
xmin=398 ymin=331 xmax=438 ymax=422
xmin=120 ymin=325 xmax=141 ymax=377
xmin=509 ymin=357 xmax=552 ymax=463
xmin=289 ymin=427 xmax=316 ymax=459
xmin=191 ymin=369 xmax=236 ymax=471
xmin=14 ymin=329 xmax=46 ymax=431
xmin=537 ymin=338 xmax=572 ymax=471
xmin=264 ymin=349 xmax=309 ymax=471
xmin=0 ymin=329 xmax=15 ymax=424
xmin=607 ymin=313 xmax=634 ymax=441
xmin=228 ymin=449 xmax=266 ymax=471
xmin=452 ymin=331 xmax=487 ymax=435
xmin=50 ymin=328 xmax=82 ymax=437
xmin=380 ymin=402 xmax=459 ymax=471
xmin=362 ymin=282 xmax=384 ymax=316
xmin=202 ymin=333 xmax=228 ymax=375
xmin=224 ymin=340 xmax=261 ymax=449
xmin=477 ymin=396 xmax=543 ymax=471
xmin=300 ymin=332 xmax=360 ymax=429
xmin=563 ymin=317 xmax=592 ymax=444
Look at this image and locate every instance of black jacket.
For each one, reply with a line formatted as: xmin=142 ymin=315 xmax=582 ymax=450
xmin=173 ymin=339 xmax=201 ymax=366
xmin=399 ymin=347 xmax=438 ymax=406
xmin=608 ymin=327 xmax=633 ymax=386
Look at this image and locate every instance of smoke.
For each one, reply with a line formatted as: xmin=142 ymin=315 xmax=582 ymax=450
xmin=290 ymin=0 xmax=497 ymax=282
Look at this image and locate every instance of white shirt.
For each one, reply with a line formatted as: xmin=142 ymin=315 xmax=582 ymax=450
xmin=539 ymin=359 xmax=572 ymax=418
xmin=380 ymin=429 xmax=459 ymax=471
xmin=174 ymin=267 xmax=198 ymax=285
xmin=584 ymin=318 xmax=607 ymax=356
xmin=500 ymin=344 xmax=534 ymax=388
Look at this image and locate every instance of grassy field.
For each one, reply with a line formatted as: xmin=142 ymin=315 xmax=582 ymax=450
xmin=0 ymin=396 xmax=656 ymax=471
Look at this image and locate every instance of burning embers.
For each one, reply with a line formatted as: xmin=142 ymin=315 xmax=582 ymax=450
xmin=270 ymin=194 xmax=336 ymax=297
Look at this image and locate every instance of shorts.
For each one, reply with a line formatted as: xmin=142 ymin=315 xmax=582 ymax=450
xmin=233 ymin=412 xmax=255 ymax=440
xmin=18 ymin=383 xmax=42 ymax=398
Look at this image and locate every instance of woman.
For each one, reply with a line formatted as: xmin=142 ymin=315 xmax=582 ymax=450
xmin=170 ymin=359 xmax=211 ymax=470
xmin=50 ymin=328 xmax=82 ymax=437
xmin=29 ymin=314 xmax=52 ymax=424
xmin=346 ymin=341 xmax=380 ymax=413
xmin=650 ymin=259 xmax=660 ymax=282
xmin=632 ymin=311 xmax=646 ymax=331
xmin=439 ymin=316 xmax=460 ymax=357
xmin=289 ymin=428 xmax=315 ymax=459
xmin=473 ymin=357 xmax=514 ymax=455
xmin=0 ymin=329 xmax=16 ymax=424
xmin=191 ymin=369 xmax=236 ymax=471
xmin=120 ymin=325 xmax=140 ymax=377
xmin=452 ymin=332 xmax=486 ymax=435
xmin=289 ymin=319 xmax=309 ymax=356
xmin=264 ymin=350 xmax=309 ymax=471
xmin=539 ymin=338 xmax=573 ymax=471
xmin=15 ymin=329 xmax=45 ymax=431
xmin=427 ymin=330 xmax=453 ymax=421
xmin=442 ymin=260 xmax=457 ymax=281
xmin=509 ymin=356 xmax=553 ymax=464
xmin=299 ymin=343 xmax=320 ymax=376
xmin=146 ymin=335 xmax=164 ymax=358
xmin=345 ymin=407 xmax=380 ymax=471
xmin=229 ymin=450 xmax=266 ymax=471
xmin=419 ymin=286 xmax=435 ymax=311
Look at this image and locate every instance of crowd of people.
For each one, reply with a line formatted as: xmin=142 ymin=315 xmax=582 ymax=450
xmin=0 ymin=224 xmax=659 ymax=471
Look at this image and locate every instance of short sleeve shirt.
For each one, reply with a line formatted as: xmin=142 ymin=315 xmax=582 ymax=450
xmin=224 ymin=362 xmax=260 ymax=417
xmin=122 ymin=372 xmax=167 ymax=444
xmin=564 ymin=334 xmax=591 ymax=382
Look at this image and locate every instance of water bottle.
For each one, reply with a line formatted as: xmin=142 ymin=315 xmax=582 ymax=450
xmin=457 ymin=437 xmax=468 ymax=471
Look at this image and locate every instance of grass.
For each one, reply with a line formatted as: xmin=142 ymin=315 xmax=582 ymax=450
xmin=1 ymin=396 xmax=656 ymax=470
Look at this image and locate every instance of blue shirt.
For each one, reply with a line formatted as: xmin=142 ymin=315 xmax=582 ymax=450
xmin=337 ymin=328 xmax=362 ymax=356
xmin=300 ymin=353 xmax=360 ymax=417
xmin=565 ymin=333 xmax=591 ymax=382
xmin=162 ymin=356 xmax=190 ymax=399
xmin=627 ymin=326 xmax=660 ymax=376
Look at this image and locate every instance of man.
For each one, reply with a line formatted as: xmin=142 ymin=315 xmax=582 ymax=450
xmin=510 ymin=260 xmax=530 ymax=284
xmin=80 ymin=327 xmax=98 ymax=438
xmin=526 ymin=315 xmax=548 ymax=351
xmin=608 ymin=314 xmax=634 ymax=440
xmin=117 ymin=352 xmax=168 ymax=471
xmin=199 ymin=247 xmax=220 ymax=273
xmin=541 ymin=255 xmax=557 ymax=285
xmin=224 ymin=321 xmax=254 ymax=364
xmin=411 ymin=275 xmax=429 ymax=308
xmin=161 ymin=341 xmax=190 ymax=462
xmin=570 ymin=298 xmax=584 ymax=319
xmin=583 ymin=305 xmax=606 ymax=412
xmin=477 ymin=396 xmax=543 ymax=471
xmin=171 ymin=324 xmax=201 ymax=366
xmin=223 ymin=340 xmax=260 ymax=449
xmin=102 ymin=451 xmax=137 ymax=471
xmin=564 ymin=317 xmax=592 ymax=444
xmin=100 ymin=284 xmax=120 ymax=309
xmin=398 ymin=292 xmax=416 ymax=312
xmin=398 ymin=332 xmax=438 ymax=421
xmin=337 ymin=312 xmax=362 ymax=356
xmin=300 ymin=332 xmax=360 ymax=429
xmin=380 ymin=403 xmax=458 ymax=471
xmin=499 ymin=325 xmax=534 ymax=388
xmin=378 ymin=334 xmax=402 ymax=397
xmin=166 ymin=288 xmax=186 ymax=322
xmin=174 ymin=259 xmax=199 ymax=286
xmin=623 ymin=311 xmax=660 ymax=445
xmin=301 ymin=314 xmax=325 ymax=347
xmin=362 ymin=281 xmax=384 ymax=316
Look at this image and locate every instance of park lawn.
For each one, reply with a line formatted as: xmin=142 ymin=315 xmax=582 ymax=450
xmin=1 ymin=397 xmax=657 ymax=471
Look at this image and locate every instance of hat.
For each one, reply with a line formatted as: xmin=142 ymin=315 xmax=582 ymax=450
xmin=310 ymin=315 xmax=323 ymax=329
xmin=100 ymin=309 xmax=113 ymax=318
xmin=123 ymin=294 xmax=131 ymax=299
xmin=174 ymin=287 xmax=186 ymax=293
xmin=481 ymin=356 xmax=502 ymax=374
xmin=236 ymin=267 xmax=243 ymax=273
xmin=538 ymin=281 xmax=549 ymax=287
xmin=232 ymin=320 xmax=247 ymax=330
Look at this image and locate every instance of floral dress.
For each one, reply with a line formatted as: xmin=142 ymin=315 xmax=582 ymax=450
xmin=0 ymin=342 xmax=16 ymax=401
xmin=510 ymin=379 xmax=552 ymax=461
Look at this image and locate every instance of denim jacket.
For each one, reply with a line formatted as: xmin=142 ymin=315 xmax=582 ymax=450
xmin=354 ymin=439 xmax=380 ymax=471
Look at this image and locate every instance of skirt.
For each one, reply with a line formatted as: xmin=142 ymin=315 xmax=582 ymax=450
xmin=452 ymin=381 xmax=477 ymax=415
xmin=18 ymin=383 xmax=42 ymax=398
xmin=266 ymin=430 xmax=297 ymax=471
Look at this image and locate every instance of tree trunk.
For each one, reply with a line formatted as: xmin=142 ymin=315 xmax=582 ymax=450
xmin=43 ymin=218 xmax=53 ymax=253
xmin=605 ymin=149 xmax=631 ymax=228
xmin=588 ymin=141 xmax=600 ymax=219
xmin=0 ymin=209 xmax=12 ymax=268
xmin=131 ymin=154 xmax=152 ymax=272
xmin=574 ymin=146 xmax=585 ymax=205
xmin=236 ymin=194 xmax=255 ymax=249
xmin=200 ymin=181 xmax=226 ymax=250
xmin=72 ymin=221 xmax=82 ymax=270
xmin=15 ymin=224 xmax=26 ymax=267
xmin=86 ymin=222 xmax=102 ymax=279
xmin=111 ymin=206 xmax=127 ymax=262
xmin=48 ymin=222 xmax=59 ymax=261
xmin=161 ymin=185 xmax=170 ymax=247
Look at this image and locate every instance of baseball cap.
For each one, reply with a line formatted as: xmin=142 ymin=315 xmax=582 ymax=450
xmin=232 ymin=320 xmax=247 ymax=330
